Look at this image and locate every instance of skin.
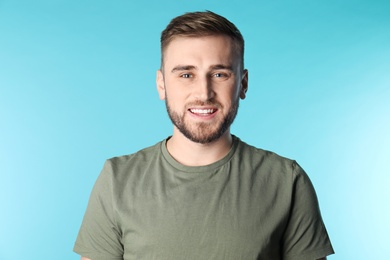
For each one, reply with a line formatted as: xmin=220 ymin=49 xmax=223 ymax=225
xmin=157 ymin=35 xmax=248 ymax=166
xmin=81 ymin=35 xmax=327 ymax=260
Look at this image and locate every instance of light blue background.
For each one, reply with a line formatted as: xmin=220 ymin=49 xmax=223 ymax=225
xmin=1 ymin=0 xmax=389 ymax=259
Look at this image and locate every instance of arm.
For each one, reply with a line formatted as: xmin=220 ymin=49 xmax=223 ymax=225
xmin=282 ymin=163 xmax=334 ymax=259
xmin=74 ymin=161 xmax=124 ymax=258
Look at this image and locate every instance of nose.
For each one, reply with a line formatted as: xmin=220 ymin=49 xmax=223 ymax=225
xmin=195 ymin=76 xmax=215 ymax=101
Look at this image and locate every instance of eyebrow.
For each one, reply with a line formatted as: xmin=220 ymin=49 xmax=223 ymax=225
xmin=171 ymin=64 xmax=233 ymax=73
xmin=210 ymin=64 xmax=233 ymax=71
xmin=171 ymin=65 xmax=196 ymax=73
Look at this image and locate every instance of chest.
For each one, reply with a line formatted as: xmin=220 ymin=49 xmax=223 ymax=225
xmin=116 ymin=175 xmax=289 ymax=259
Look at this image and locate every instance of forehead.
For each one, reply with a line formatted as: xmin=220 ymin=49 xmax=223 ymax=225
xmin=162 ymin=35 xmax=240 ymax=69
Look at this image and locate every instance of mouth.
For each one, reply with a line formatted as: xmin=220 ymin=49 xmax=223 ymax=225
xmin=188 ymin=108 xmax=218 ymax=116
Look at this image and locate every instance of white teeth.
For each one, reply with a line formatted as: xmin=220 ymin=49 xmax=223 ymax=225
xmin=190 ymin=108 xmax=215 ymax=114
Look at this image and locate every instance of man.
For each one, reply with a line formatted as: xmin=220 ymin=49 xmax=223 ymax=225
xmin=74 ymin=11 xmax=334 ymax=260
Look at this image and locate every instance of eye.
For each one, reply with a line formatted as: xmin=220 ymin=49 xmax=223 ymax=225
xmin=213 ymin=72 xmax=228 ymax=78
xmin=180 ymin=73 xmax=192 ymax=78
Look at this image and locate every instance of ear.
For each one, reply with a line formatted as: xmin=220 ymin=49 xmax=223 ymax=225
xmin=156 ymin=70 xmax=166 ymax=100
xmin=239 ymin=69 xmax=248 ymax=99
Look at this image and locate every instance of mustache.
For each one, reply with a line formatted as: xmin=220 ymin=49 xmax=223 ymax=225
xmin=185 ymin=100 xmax=222 ymax=108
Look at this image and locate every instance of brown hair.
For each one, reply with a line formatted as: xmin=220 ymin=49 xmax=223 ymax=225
xmin=160 ymin=11 xmax=245 ymax=70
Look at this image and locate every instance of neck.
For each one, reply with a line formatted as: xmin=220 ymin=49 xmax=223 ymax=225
xmin=166 ymin=129 xmax=233 ymax=167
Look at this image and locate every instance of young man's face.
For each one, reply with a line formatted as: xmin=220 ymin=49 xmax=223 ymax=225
xmin=157 ymin=35 xmax=248 ymax=144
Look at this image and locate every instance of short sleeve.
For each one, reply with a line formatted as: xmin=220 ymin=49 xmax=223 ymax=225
xmin=282 ymin=162 xmax=334 ymax=260
xmin=73 ymin=160 xmax=124 ymax=260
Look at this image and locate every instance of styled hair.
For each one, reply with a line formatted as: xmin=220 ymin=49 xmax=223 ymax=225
xmin=160 ymin=11 xmax=245 ymax=70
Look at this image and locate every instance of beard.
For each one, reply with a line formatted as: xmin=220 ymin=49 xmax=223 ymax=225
xmin=165 ymin=95 xmax=240 ymax=144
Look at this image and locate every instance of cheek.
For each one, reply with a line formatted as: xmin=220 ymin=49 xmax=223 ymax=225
xmin=166 ymin=85 xmax=190 ymax=103
xmin=166 ymin=91 xmax=186 ymax=108
xmin=219 ymin=87 xmax=239 ymax=103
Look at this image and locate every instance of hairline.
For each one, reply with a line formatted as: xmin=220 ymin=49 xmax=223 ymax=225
xmin=160 ymin=34 xmax=244 ymax=73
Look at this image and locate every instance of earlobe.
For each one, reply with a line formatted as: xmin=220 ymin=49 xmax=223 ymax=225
xmin=156 ymin=70 xmax=166 ymax=100
xmin=239 ymin=69 xmax=248 ymax=99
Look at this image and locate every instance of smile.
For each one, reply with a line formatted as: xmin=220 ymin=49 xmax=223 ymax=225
xmin=189 ymin=108 xmax=217 ymax=115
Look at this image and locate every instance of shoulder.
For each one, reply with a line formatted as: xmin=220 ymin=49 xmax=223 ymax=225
xmin=235 ymin=137 xmax=299 ymax=173
xmin=98 ymin=140 xmax=165 ymax=183
xmin=108 ymin=141 xmax=162 ymax=166
xmin=233 ymin=137 xmax=312 ymax=191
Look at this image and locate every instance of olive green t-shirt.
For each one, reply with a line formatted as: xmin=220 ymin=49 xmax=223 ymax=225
xmin=74 ymin=136 xmax=334 ymax=260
